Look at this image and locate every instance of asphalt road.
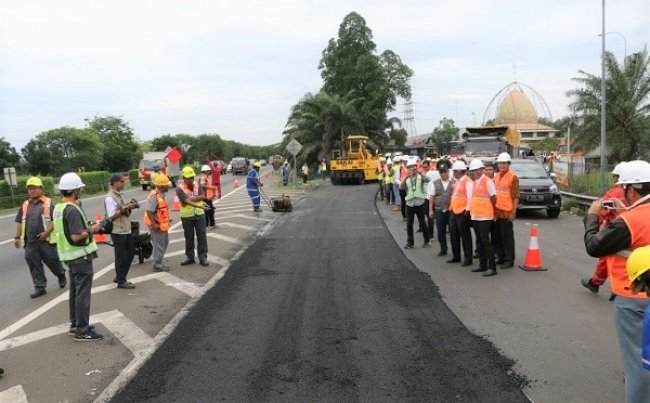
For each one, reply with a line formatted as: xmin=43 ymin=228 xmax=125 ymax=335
xmin=113 ymin=184 xmax=529 ymax=402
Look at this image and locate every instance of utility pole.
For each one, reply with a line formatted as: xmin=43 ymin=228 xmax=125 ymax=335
xmin=600 ymin=0 xmax=607 ymax=195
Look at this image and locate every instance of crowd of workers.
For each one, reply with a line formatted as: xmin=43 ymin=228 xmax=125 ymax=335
xmin=11 ymin=158 xmax=265 ymax=350
xmin=377 ymin=153 xmax=650 ymax=402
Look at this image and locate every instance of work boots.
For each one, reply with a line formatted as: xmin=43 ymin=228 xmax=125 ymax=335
xmin=581 ymin=278 xmax=599 ymax=294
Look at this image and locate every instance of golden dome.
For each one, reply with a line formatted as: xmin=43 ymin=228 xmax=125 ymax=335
xmin=495 ymin=88 xmax=538 ymax=125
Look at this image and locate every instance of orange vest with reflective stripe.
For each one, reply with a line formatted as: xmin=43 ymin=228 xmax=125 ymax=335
xmin=495 ymin=170 xmax=515 ymax=212
xmin=450 ymin=176 xmax=470 ymax=214
xmin=200 ymin=173 xmax=214 ymax=199
xmin=20 ymin=196 xmax=53 ymax=246
xmin=143 ymin=190 xmax=170 ymax=232
xmin=606 ymin=203 xmax=650 ymax=298
xmin=471 ymin=175 xmax=494 ymax=219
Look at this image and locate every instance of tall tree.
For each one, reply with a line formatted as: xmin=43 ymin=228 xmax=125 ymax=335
xmin=0 ymin=137 xmax=21 ymax=170
xmin=22 ymin=127 xmax=104 ymax=176
xmin=85 ymin=115 xmax=142 ymax=172
xmin=430 ymin=118 xmax=459 ymax=156
xmin=567 ymin=49 xmax=650 ymax=162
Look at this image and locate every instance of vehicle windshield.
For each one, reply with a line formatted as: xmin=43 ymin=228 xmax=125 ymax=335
xmin=510 ymin=162 xmax=549 ymax=179
xmin=464 ymin=139 xmax=506 ymax=156
xmin=140 ymin=159 xmax=162 ymax=170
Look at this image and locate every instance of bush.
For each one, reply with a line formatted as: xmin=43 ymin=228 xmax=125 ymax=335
xmin=0 ymin=176 xmax=56 ymax=210
xmin=562 ymin=197 xmax=578 ymax=211
xmin=128 ymin=169 xmax=140 ymax=186
xmin=78 ymin=171 xmax=110 ymax=194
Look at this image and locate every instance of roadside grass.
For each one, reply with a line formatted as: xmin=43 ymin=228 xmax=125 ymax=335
xmin=562 ymin=197 xmax=579 ymax=212
xmin=562 ymin=171 xmax=615 ymax=196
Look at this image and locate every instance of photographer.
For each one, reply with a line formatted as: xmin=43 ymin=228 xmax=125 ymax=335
xmin=105 ymin=173 xmax=138 ymax=289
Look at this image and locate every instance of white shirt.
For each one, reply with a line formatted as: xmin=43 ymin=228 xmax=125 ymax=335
xmin=427 ymin=177 xmax=450 ymax=199
xmin=105 ymin=191 xmax=131 ymax=234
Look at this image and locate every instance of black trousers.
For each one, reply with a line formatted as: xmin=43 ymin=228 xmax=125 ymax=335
xmin=406 ymin=203 xmax=430 ymax=246
xmin=205 ymin=199 xmax=215 ymax=226
xmin=450 ymin=212 xmax=473 ymax=262
xmin=493 ymin=218 xmax=515 ymax=264
xmin=377 ymin=182 xmax=385 ymax=200
xmin=385 ymin=183 xmax=394 ymax=204
xmin=182 ymin=217 xmax=208 ymax=261
xmin=435 ymin=210 xmax=450 ymax=254
xmin=111 ymin=233 xmax=133 ymax=284
xmin=423 ymin=199 xmax=435 ymax=239
xmin=473 ymin=220 xmax=496 ymax=270
xmin=68 ymin=258 xmax=94 ymax=334
xmin=400 ymin=189 xmax=407 ymax=217
xmin=24 ymin=241 xmax=65 ymax=289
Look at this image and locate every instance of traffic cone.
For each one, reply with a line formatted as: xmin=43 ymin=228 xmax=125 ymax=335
xmin=519 ymin=225 xmax=547 ymax=271
xmin=93 ymin=213 xmax=107 ymax=244
xmin=233 ymin=178 xmax=240 ymax=189
xmin=172 ymin=194 xmax=181 ymax=212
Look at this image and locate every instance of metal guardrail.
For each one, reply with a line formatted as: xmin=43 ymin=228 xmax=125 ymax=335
xmin=560 ymin=190 xmax=598 ymax=206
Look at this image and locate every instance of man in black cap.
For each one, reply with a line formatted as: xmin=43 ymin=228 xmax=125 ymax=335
xmin=428 ymin=160 xmax=453 ymax=256
xmin=105 ymin=173 xmax=138 ymax=289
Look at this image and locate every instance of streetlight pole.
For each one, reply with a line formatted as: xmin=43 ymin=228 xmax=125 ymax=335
xmin=600 ymin=0 xmax=607 ymax=195
xmin=599 ymin=31 xmax=627 ymax=62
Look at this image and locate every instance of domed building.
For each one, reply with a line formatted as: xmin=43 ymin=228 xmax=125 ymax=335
xmin=484 ymin=81 xmax=557 ymax=146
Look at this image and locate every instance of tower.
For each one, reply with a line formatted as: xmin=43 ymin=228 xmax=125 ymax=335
xmin=402 ymin=98 xmax=418 ymax=137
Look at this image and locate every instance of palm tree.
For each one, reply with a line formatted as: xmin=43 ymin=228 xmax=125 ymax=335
xmin=567 ymin=48 xmax=650 ymax=162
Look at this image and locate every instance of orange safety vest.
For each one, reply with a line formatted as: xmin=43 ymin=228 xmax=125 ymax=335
xmin=143 ymin=190 xmax=170 ymax=232
xmin=494 ymin=170 xmax=515 ymax=212
xmin=471 ymin=175 xmax=494 ymax=220
xmin=606 ymin=203 xmax=650 ymax=298
xmin=450 ymin=175 xmax=470 ymax=214
xmin=20 ymin=196 xmax=53 ymax=246
xmin=400 ymin=165 xmax=408 ymax=180
xmin=200 ymin=173 xmax=214 ymax=199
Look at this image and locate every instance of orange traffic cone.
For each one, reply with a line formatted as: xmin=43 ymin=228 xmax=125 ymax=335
xmin=93 ymin=213 xmax=107 ymax=244
xmin=172 ymin=194 xmax=181 ymax=211
xmin=519 ymin=225 xmax=547 ymax=271
xmin=233 ymin=178 xmax=240 ymax=189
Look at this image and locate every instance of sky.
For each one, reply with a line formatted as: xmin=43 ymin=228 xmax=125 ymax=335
xmin=1 ymin=0 xmax=648 ymax=152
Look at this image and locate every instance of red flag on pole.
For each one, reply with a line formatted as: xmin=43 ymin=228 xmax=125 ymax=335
xmin=166 ymin=147 xmax=182 ymax=164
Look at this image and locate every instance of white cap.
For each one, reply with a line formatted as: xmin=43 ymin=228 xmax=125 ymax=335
xmin=406 ymin=159 xmax=417 ymax=167
xmin=612 ymin=161 xmax=627 ymax=176
xmin=469 ymin=159 xmax=484 ymax=171
xmin=58 ymin=172 xmax=86 ymax=191
xmin=452 ymin=160 xmax=468 ymax=171
xmin=616 ymin=160 xmax=650 ymax=185
xmin=393 ymin=155 xmax=402 ymax=162
xmin=386 ymin=158 xmax=393 ymax=165
xmin=201 ymin=164 xmax=211 ymax=172
xmin=496 ymin=152 xmax=511 ymax=163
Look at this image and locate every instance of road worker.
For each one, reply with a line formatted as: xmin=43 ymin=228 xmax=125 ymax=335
xmin=145 ymin=174 xmax=172 ymax=272
xmin=398 ymin=157 xmax=409 ymax=220
xmin=208 ymin=155 xmax=223 ymax=199
xmin=447 ymin=160 xmax=473 ymax=266
xmin=176 ymin=166 xmax=210 ymax=267
xmin=400 ymin=159 xmax=430 ymax=249
xmin=52 ymin=172 xmax=103 ymax=341
xmin=391 ymin=156 xmax=402 ymax=213
xmin=247 ymin=161 xmax=264 ymax=212
xmin=281 ymin=161 xmax=289 ymax=186
xmin=428 ymin=160 xmax=452 ymax=256
xmin=376 ymin=158 xmax=385 ymax=201
xmin=105 ymin=173 xmax=138 ymax=289
xmin=584 ymin=160 xmax=650 ymax=402
xmin=582 ymin=161 xmax=628 ymax=293
xmin=13 ymin=177 xmax=67 ymax=298
xmin=384 ymin=158 xmax=394 ymax=204
xmin=468 ymin=159 xmax=497 ymax=276
xmin=493 ymin=152 xmax=519 ymax=269
xmin=200 ymin=165 xmax=217 ymax=228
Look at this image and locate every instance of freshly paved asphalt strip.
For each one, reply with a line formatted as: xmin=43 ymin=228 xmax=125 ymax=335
xmin=112 ymin=184 xmax=529 ymax=402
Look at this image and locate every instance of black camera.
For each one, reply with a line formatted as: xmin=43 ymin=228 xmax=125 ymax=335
xmin=602 ymin=200 xmax=615 ymax=208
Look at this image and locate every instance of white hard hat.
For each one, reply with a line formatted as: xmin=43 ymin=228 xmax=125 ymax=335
xmin=612 ymin=161 xmax=627 ymax=176
xmin=386 ymin=158 xmax=393 ymax=165
xmin=469 ymin=159 xmax=484 ymax=171
xmin=496 ymin=152 xmax=512 ymax=163
xmin=616 ymin=160 xmax=650 ymax=185
xmin=406 ymin=159 xmax=417 ymax=167
xmin=58 ymin=172 xmax=85 ymax=191
xmin=384 ymin=153 xmax=391 ymax=157
xmin=393 ymin=155 xmax=402 ymax=162
xmin=452 ymin=160 xmax=468 ymax=171
xmin=201 ymin=164 xmax=211 ymax=172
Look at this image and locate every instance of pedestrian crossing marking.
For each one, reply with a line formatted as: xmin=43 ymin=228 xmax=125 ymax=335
xmin=207 ymin=233 xmax=238 ymax=244
xmin=213 ymin=222 xmax=257 ymax=231
xmin=0 ymin=385 xmax=28 ymax=403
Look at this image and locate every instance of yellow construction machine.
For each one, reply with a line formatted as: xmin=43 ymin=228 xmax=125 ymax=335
xmin=329 ymin=135 xmax=380 ymax=185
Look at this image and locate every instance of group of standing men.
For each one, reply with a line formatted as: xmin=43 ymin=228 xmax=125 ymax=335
xmin=376 ymin=152 xmax=519 ymax=277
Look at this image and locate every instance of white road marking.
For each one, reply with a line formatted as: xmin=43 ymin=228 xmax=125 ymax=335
xmin=0 ymin=239 xmax=14 ymax=246
xmin=214 ymin=222 xmax=257 ymax=231
xmin=207 ymin=233 xmax=239 ymax=244
xmin=212 ymin=204 xmax=254 ymax=211
xmin=0 ymin=385 xmax=29 ymax=403
xmin=217 ymin=214 xmax=271 ymax=222
xmin=92 ymin=310 xmax=153 ymax=355
xmin=213 ymin=208 xmax=252 ymax=215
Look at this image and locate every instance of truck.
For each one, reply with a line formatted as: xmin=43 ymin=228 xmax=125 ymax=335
xmin=461 ymin=126 xmax=521 ymax=161
xmin=138 ymin=152 xmax=181 ymax=191
xmin=230 ymin=157 xmax=248 ymax=175
xmin=329 ymin=135 xmax=380 ymax=185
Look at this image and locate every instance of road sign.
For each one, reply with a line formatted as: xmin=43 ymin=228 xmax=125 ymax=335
xmin=286 ymin=139 xmax=302 ymax=156
xmin=3 ymin=167 xmax=16 ymax=187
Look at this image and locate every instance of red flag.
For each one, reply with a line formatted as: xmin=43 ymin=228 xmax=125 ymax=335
xmin=166 ymin=147 xmax=182 ymax=164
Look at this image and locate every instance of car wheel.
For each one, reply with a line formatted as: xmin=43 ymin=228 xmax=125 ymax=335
xmin=547 ymin=207 xmax=561 ymax=218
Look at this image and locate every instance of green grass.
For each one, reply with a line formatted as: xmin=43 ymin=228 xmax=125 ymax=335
xmin=560 ymin=171 xmax=615 ymax=197
xmin=561 ymin=197 xmax=579 ymax=211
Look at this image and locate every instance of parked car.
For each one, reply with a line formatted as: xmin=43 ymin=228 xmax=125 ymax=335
xmin=508 ymin=158 xmax=562 ymax=218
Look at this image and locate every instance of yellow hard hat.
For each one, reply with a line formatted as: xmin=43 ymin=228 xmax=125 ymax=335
xmin=154 ymin=174 xmax=171 ymax=187
xmin=627 ymin=246 xmax=650 ymax=294
xmin=181 ymin=166 xmax=196 ymax=178
xmin=26 ymin=177 xmax=43 ymax=187
xmin=254 ymin=161 xmax=262 ymax=168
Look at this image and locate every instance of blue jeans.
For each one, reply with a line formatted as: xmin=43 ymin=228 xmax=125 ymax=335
xmin=614 ymin=296 xmax=650 ymax=403
xmin=393 ymin=183 xmax=401 ymax=205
